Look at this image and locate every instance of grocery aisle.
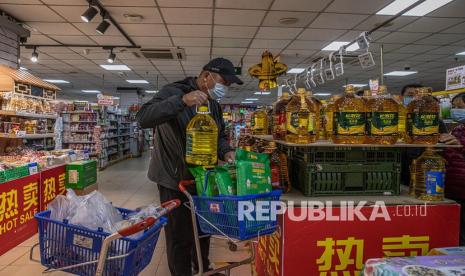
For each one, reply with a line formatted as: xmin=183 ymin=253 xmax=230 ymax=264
xmin=0 ymin=154 xmax=252 ymax=276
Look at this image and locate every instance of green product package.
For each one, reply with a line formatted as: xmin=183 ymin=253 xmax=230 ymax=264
xmin=188 ymin=166 xmax=219 ymax=196
xmin=215 ymin=165 xmax=237 ymax=196
xmin=235 ymin=148 xmax=272 ymax=196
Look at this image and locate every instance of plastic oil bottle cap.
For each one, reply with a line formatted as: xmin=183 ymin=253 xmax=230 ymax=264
xmin=198 ymin=105 xmax=209 ymax=113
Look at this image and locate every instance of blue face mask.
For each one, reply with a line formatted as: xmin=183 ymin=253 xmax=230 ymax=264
xmin=403 ymin=96 xmax=413 ymax=106
xmin=206 ymin=73 xmax=228 ymax=100
xmin=451 ymin=108 xmax=465 ymax=122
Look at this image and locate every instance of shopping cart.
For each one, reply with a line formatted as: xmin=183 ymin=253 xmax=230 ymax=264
xmin=179 ymin=180 xmax=282 ymax=276
xmin=30 ymin=199 xmax=180 ymax=276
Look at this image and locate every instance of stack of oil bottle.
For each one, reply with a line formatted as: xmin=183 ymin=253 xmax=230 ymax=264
xmin=248 ymin=85 xmax=446 ymax=201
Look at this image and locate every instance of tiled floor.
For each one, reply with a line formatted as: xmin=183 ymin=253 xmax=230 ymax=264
xmin=0 ymin=154 xmax=253 ymax=276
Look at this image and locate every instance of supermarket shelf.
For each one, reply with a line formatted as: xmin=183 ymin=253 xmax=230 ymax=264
xmin=433 ymin=88 xmax=465 ymax=96
xmin=61 ymin=111 xmax=97 ymax=114
xmin=64 ymin=130 xmax=93 ymax=133
xmin=118 ymin=134 xmax=130 ymax=137
xmin=253 ymin=135 xmax=463 ymax=148
xmin=108 ymin=151 xmax=118 ymax=155
xmin=0 ymin=133 xmax=55 ymax=139
xmin=64 ymin=121 xmax=98 ymax=123
xmin=118 ymin=127 xmax=130 ymax=130
xmin=63 ymin=141 xmax=95 ymax=144
xmin=0 ymin=110 xmax=58 ymax=119
xmin=108 ymin=143 xmax=118 ymax=147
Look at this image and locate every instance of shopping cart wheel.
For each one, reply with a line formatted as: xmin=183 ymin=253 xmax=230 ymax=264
xmin=228 ymin=241 xmax=237 ymax=252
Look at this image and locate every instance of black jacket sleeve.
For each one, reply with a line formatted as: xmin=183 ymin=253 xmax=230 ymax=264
xmin=136 ymin=86 xmax=186 ymax=128
xmin=217 ymin=105 xmax=233 ymax=160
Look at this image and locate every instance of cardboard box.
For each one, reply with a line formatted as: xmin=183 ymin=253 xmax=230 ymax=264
xmin=66 ymin=160 xmax=97 ymax=189
xmin=72 ymin=182 xmax=98 ymax=196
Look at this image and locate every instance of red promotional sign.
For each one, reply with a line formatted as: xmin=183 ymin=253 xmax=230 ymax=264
xmin=0 ymin=173 xmax=40 ymax=256
xmin=255 ymin=204 xmax=460 ymax=276
xmin=40 ymin=165 xmax=66 ymax=211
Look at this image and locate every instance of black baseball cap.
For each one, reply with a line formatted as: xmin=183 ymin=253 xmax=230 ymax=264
xmin=203 ymin=57 xmax=243 ymax=85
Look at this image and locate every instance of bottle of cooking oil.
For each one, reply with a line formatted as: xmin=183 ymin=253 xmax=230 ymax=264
xmin=362 ymin=89 xmax=372 ymax=103
xmin=414 ymin=148 xmax=446 ymax=201
xmin=406 ymin=87 xmax=440 ymax=144
xmin=332 ymin=85 xmax=366 ymax=144
xmin=251 ymin=106 xmax=268 ymax=135
xmin=325 ymin=96 xmax=339 ymax=141
xmin=366 ymin=85 xmax=399 ymax=144
xmin=186 ymin=105 xmax=218 ymax=166
xmin=286 ymin=88 xmax=313 ymax=144
xmin=267 ymin=107 xmax=273 ymax=135
xmin=393 ymin=95 xmax=406 ymax=142
xmin=273 ymin=92 xmax=291 ymax=140
xmin=306 ymin=90 xmax=321 ymax=140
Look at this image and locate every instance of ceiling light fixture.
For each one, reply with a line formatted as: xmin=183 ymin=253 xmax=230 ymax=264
xmin=254 ymin=91 xmax=271 ymax=95
xmin=126 ymin=80 xmax=149 ymax=84
xmin=100 ymin=64 xmax=131 ymax=71
xmin=314 ymin=93 xmax=332 ymax=96
xmin=145 ymin=90 xmax=158 ymax=93
xmin=30 ymin=47 xmax=38 ymax=63
xmin=384 ymin=70 xmax=418 ymax=76
xmin=322 ymin=41 xmax=359 ymax=51
xmin=376 ymin=0 xmax=420 ymax=15
xmin=96 ymin=20 xmax=110 ymax=34
xmin=403 ymin=0 xmax=454 ymax=16
xmin=343 ymin=84 xmax=368 ymax=88
xmin=19 ymin=67 xmax=27 ymax=71
xmin=287 ymin=68 xmax=306 ymax=74
xmin=107 ymin=48 xmax=115 ymax=63
xmin=43 ymin=79 xmax=70 ymax=84
xmin=241 ymin=101 xmax=254 ymax=104
xmin=82 ymin=89 xmax=101 ymax=93
xmin=456 ymin=51 xmax=465 ymax=56
xmin=81 ymin=6 xmax=98 ymax=23
xmin=245 ymin=98 xmax=259 ymax=101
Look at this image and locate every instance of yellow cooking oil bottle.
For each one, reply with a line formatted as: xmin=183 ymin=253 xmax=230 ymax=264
xmin=366 ymin=85 xmax=399 ymax=144
xmin=305 ymin=90 xmax=321 ymax=140
xmin=285 ymin=88 xmax=315 ymax=144
xmin=273 ymin=92 xmax=292 ymax=140
xmin=185 ymin=105 xmax=218 ymax=166
xmin=406 ymin=87 xmax=440 ymax=144
xmin=414 ymin=148 xmax=446 ymax=201
xmin=332 ymin=85 xmax=366 ymax=144
xmin=251 ymin=106 xmax=268 ymax=135
xmin=393 ymin=95 xmax=406 ymax=142
xmin=324 ymin=95 xmax=340 ymax=141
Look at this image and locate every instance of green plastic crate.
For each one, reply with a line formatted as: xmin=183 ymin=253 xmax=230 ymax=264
xmin=0 ymin=165 xmax=30 ymax=183
xmin=66 ymin=160 xmax=97 ymax=189
xmin=289 ymin=147 xmax=401 ymax=196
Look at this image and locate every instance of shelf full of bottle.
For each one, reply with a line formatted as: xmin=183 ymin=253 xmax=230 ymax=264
xmin=249 ymin=85 xmax=462 ymax=148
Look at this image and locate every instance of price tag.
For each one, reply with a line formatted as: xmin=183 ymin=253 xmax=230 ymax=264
xmin=28 ymin=162 xmax=39 ymax=174
xmin=356 ymin=32 xmax=370 ymax=50
xmin=359 ymin=52 xmax=375 ymax=68
xmin=17 ymin=131 xmax=26 ymax=137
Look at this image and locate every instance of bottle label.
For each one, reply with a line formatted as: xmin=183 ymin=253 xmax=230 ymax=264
xmin=335 ymin=112 xmax=365 ymax=136
xmin=426 ymin=171 xmax=444 ymax=195
xmin=308 ymin=114 xmax=316 ymax=135
xmin=274 ymin=113 xmax=286 ymax=125
xmin=254 ymin=117 xmax=265 ymax=129
xmin=325 ymin=111 xmax=333 ymax=133
xmin=250 ymin=115 xmax=255 ymax=127
xmin=369 ymin=112 xmax=399 ymax=136
xmin=286 ymin=112 xmax=308 ymax=134
xmin=407 ymin=112 xmax=439 ymax=136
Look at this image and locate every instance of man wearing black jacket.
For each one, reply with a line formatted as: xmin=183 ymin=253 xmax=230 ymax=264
xmin=136 ymin=58 xmax=242 ymax=276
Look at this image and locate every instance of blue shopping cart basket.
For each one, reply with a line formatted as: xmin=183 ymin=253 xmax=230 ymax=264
xmin=34 ymin=208 xmax=167 ymax=276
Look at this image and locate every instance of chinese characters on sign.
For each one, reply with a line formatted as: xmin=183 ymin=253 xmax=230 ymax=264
xmin=258 ymin=227 xmax=281 ymax=276
xmin=317 ymin=237 xmax=364 ymax=276
xmin=40 ymin=166 xmax=66 ymax=211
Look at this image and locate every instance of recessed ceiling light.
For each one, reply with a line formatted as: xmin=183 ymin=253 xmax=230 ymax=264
xmin=241 ymin=101 xmax=254 ymax=104
xmin=44 ymin=79 xmax=69 ymax=84
xmin=376 ymin=0 xmax=420 ymax=15
xmin=403 ymin=0 xmax=454 ymax=16
xmin=456 ymin=51 xmax=465 ymax=56
xmin=343 ymin=84 xmax=368 ymax=88
xmin=126 ymin=80 xmax=149 ymax=84
xmin=314 ymin=93 xmax=331 ymax=96
xmin=322 ymin=41 xmax=359 ymax=51
xmin=145 ymin=90 xmax=158 ymax=93
xmin=100 ymin=64 xmax=131 ymax=71
xmin=287 ymin=68 xmax=306 ymax=74
xmin=19 ymin=67 xmax=27 ymax=70
xmin=245 ymin=98 xmax=259 ymax=101
xmin=254 ymin=91 xmax=271 ymax=95
xmin=384 ymin=71 xmax=418 ymax=76
xmin=82 ymin=90 xmax=101 ymax=93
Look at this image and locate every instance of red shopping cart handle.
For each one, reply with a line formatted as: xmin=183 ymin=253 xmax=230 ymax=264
xmin=178 ymin=180 xmax=195 ymax=192
xmin=161 ymin=199 xmax=181 ymax=212
xmin=118 ymin=217 xmax=156 ymax=237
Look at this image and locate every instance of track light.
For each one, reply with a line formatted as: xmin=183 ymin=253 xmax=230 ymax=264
xmin=107 ymin=49 xmax=115 ymax=63
xmin=96 ymin=20 xmax=110 ymax=34
xmin=31 ymin=47 xmax=38 ymax=63
xmin=81 ymin=6 xmax=98 ymax=23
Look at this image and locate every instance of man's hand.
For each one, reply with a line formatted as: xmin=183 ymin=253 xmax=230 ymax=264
xmin=182 ymin=90 xmax=208 ymax=107
xmin=224 ymin=151 xmax=235 ymax=163
xmin=440 ymin=133 xmax=460 ymax=145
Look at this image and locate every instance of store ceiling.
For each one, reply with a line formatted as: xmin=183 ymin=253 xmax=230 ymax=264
xmin=1 ymin=0 xmax=465 ymax=104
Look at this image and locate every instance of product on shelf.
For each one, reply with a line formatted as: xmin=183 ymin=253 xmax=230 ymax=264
xmin=0 ymin=93 xmax=55 ymax=115
xmin=285 ymin=88 xmax=315 ymax=144
xmin=393 ymin=95 xmax=407 ymax=142
xmin=185 ymin=105 xmax=218 ymax=166
xmin=251 ymin=106 xmax=268 ymax=135
xmin=324 ymin=95 xmax=339 ymax=141
xmin=272 ymin=92 xmax=291 ymax=140
xmin=332 ymin=85 xmax=366 ymax=144
xmin=305 ymin=90 xmax=321 ymax=140
xmin=366 ymin=85 xmax=399 ymax=144
xmin=406 ymin=87 xmax=440 ymax=145
xmin=414 ymin=148 xmax=445 ymax=201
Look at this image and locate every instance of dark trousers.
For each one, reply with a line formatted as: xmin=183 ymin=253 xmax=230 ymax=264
xmin=158 ymin=184 xmax=210 ymax=276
